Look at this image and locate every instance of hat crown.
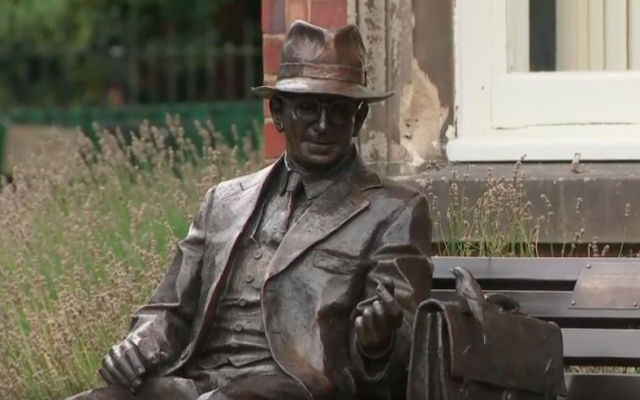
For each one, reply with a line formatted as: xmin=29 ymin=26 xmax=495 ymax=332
xmin=278 ymin=20 xmax=367 ymax=85
xmin=251 ymin=20 xmax=393 ymax=103
xmin=282 ymin=21 xmax=366 ymax=69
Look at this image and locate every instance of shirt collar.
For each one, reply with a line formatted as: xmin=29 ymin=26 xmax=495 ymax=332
xmin=282 ymin=147 xmax=356 ymax=199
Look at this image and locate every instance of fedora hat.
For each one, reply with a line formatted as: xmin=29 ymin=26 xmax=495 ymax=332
xmin=252 ymin=20 xmax=393 ymax=103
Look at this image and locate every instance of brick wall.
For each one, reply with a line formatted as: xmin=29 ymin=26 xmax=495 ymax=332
xmin=261 ymin=0 xmax=348 ymax=161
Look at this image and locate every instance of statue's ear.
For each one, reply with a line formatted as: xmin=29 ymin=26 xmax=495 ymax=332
xmin=353 ymin=102 xmax=369 ymax=137
xmin=270 ymin=97 xmax=285 ymax=132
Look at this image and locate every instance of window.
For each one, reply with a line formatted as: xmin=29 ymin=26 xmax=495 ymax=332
xmin=448 ymin=0 xmax=640 ymax=162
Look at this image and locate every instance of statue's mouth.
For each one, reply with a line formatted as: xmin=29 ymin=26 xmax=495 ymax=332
xmin=305 ymin=142 xmax=335 ymax=149
xmin=311 ymin=142 xmax=334 ymax=146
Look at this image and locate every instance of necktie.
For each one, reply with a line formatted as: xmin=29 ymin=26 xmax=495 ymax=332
xmin=264 ymin=171 xmax=303 ymax=244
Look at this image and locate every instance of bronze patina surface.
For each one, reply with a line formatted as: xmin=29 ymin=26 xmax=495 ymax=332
xmin=64 ymin=20 xmax=433 ymax=400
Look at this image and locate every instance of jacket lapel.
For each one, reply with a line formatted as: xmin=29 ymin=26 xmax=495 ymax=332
xmin=201 ymin=160 xmax=281 ymax=318
xmin=265 ymin=158 xmax=381 ymax=279
xmin=173 ymin=161 xmax=283 ymax=372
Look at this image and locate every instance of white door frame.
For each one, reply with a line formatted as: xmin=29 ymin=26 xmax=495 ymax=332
xmin=447 ymin=0 xmax=640 ymax=162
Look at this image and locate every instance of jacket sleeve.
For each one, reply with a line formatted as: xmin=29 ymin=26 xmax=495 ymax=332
xmin=125 ymin=185 xmax=216 ymax=369
xmin=350 ymin=192 xmax=434 ymax=393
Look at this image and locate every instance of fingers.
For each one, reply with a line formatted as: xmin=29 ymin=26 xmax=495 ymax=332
xmin=98 ymin=363 xmax=119 ymax=386
xmin=372 ymin=300 xmax=387 ymax=326
xmin=362 ymin=305 xmax=378 ymax=332
xmin=356 ymin=302 xmax=391 ymax=348
xmin=123 ymin=339 xmax=147 ymax=377
xmin=122 ymin=340 xmax=145 ymax=387
xmin=100 ymin=354 xmax=129 ymax=388
xmin=355 ymin=315 xmax=369 ymax=346
xmin=111 ymin=344 xmax=140 ymax=388
xmin=375 ymin=280 xmax=403 ymax=321
xmin=355 ymin=305 xmax=379 ymax=347
xmin=355 ymin=278 xmax=406 ymax=348
xmin=375 ymin=279 xmax=395 ymax=303
xmin=99 ymin=341 xmax=144 ymax=389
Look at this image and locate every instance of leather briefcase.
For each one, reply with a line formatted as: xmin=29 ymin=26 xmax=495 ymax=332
xmin=407 ymin=298 xmax=567 ymax=400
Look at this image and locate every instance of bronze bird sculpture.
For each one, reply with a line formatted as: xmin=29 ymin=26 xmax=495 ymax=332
xmin=450 ymin=266 xmax=488 ymax=344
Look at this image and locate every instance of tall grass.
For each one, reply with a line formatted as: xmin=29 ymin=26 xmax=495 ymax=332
xmin=0 ymin=121 xmax=262 ymax=399
xmin=0 ymin=120 xmax=633 ymax=399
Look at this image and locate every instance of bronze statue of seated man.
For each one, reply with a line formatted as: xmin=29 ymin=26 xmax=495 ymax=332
xmin=65 ymin=20 xmax=434 ymax=400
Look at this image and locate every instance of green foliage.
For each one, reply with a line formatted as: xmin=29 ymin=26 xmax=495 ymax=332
xmin=0 ymin=0 xmax=71 ymax=48
xmin=0 ymin=0 xmax=240 ymax=49
xmin=0 ymin=0 xmax=259 ymax=108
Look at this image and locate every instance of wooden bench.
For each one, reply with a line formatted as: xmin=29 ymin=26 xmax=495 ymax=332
xmin=430 ymin=257 xmax=640 ymax=400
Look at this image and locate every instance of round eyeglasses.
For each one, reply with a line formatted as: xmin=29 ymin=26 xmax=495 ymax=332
xmin=280 ymin=96 xmax=362 ymax=125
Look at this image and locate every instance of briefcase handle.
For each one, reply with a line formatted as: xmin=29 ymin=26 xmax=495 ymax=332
xmin=485 ymin=292 xmax=521 ymax=314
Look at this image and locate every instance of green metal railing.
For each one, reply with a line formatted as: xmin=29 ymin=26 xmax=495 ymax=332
xmin=0 ymin=101 xmax=263 ymax=171
xmin=0 ymin=18 xmax=265 ymax=174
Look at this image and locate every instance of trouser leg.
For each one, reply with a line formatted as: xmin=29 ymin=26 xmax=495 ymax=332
xmin=196 ymin=372 xmax=309 ymax=400
xmin=63 ymin=386 xmax=136 ymax=400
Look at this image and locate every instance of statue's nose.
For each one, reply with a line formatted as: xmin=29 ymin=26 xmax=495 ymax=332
xmin=315 ymin=109 xmax=329 ymax=132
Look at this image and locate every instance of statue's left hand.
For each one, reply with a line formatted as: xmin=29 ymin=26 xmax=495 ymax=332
xmin=355 ymin=278 xmax=404 ymax=353
xmin=97 ymin=338 xmax=149 ymax=393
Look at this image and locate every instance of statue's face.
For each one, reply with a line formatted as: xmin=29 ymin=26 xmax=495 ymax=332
xmin=271 ymin=93 xmax=367 ymax=171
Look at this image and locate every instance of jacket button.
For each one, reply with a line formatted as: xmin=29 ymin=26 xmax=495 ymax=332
xmin=233 ymin=323 xmax=244 ymax=332
xmin=253 ymin=250 xmax=262 ymax=259
xmin=245 ymin=274 xmax=255 ymax=283
xmin=238 ymin=298 xmax=247 ymax=307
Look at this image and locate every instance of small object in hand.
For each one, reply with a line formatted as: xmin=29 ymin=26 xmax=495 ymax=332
xmin=450 ymin=266 xmax=489 ymax=345
xmin=354 ymin=278 xmax=404 ymax=351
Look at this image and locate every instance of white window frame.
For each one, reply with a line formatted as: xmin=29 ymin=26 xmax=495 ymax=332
xmin=447 ymin=0 xmax=640 ymax=162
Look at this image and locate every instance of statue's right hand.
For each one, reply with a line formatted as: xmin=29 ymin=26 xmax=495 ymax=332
xmin=97 ymin=338 xmax=148 ymax=392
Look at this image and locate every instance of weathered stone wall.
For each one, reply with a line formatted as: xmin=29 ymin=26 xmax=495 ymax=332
xmin=352 ymin=0 xmax=454 ymax=176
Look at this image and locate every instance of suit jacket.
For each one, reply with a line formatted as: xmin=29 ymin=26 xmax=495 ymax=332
xmin=125 ymin=155 xmax=434 ymax=400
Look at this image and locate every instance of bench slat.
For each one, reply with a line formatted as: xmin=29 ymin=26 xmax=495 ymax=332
xmin=564 ymin=373 xmax=640 ymax=400
xmin=431 ymin=289 xmax=640 ymax=320
xmin=563 ymin=329 xmax=640 ymax=363
xmin=432 ymin=257 xmax=637 ymax=282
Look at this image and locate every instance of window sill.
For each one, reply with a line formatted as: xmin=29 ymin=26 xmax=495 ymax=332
xmin=446 ymin=126 xmax=640 ymax=162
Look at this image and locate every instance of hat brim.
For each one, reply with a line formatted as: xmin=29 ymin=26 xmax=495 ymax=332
xmin=252 ymin=78 xmax=394 ymax=104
